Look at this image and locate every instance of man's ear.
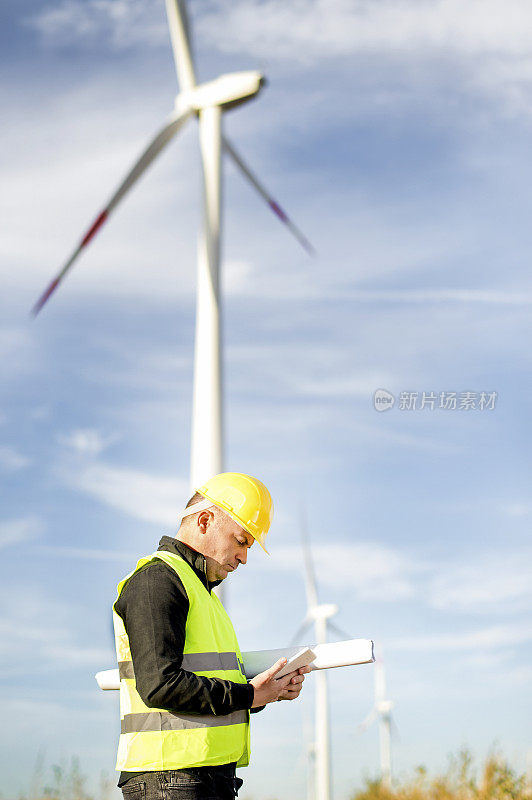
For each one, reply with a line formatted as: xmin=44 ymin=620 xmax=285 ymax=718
xmin=196 ymin=510 xmax=212 ymax=534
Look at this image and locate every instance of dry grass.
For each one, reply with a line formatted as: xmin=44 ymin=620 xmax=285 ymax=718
xmin=16 ymin=756 xmax=112 ymax=800
xmin=352 ymin=750 xmax=532 ymax=800
xmin=11 ymin=747 xmax=531 ymax=800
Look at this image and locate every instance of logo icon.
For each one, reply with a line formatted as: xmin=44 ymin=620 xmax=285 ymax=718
xmin=373 ymin=389 xmax=395 ymax=412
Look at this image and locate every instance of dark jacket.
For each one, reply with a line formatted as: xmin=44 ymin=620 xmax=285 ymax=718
xmin=115 ymin=536 xmax=260 ymax=786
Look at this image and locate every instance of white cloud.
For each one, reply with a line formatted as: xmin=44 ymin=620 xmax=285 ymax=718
xmin=501 ymin=502 xmax=531 ymax=517
xmin=76 ymin=342 xmax=192 ymax=394
xmin=203 ymin=0 xmax=532 ymax=61
xmin=0 ymin=517 xmax=43 ymax=550
xmin=61 ymin=460 xmax=188 ymax=526
xmin=27 ymin=0 xmax=532 ymax=66
xmin=223 ymin=259 xmax=255 ymax=295
xmin=389 ymin=621 xmax=532 ymax=652
xmin=257 ymin=536 xmax=532 ymax=617
xmin=58 ymin=428 xmax=116 ymax=456
xmin=28 ymin=406 xmax=51 ymax=422
xmin=0 ymin=445 xmax=31 ymax=472
xmin=4 ymin=41 xmax=530 ymax=322
xmin=429 ymin=550 xmax=532 ymax=613
xmin=345 ymin=289 xmax=532 ymax=306
xmin=221 ymin=207 xmax=462 ymax=301
xmin=270 ymin=541 xmax=425 ymax=601
xmin=1 ymin=80 xmax=199 ymax=308
xmin=223 ymin=337 xmax=486 ymax=458
xmin=35 ymin=544 xmax=135 ymax=562
xmin=198 ymin=0 xmax=532 ymax=117
xmin=345 ymin=421 xmax=465 ymax=455
xmin=26 ymin=0 xmax=532 ymax=110
xmin=26 ymin=0 xmax=166 ymax=50
xmin=0 ymin=587 xmax=113 ymax=678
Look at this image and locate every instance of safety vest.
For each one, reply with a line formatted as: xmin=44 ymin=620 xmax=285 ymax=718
xmin=113 ymin=550 xmax=250 ymax=771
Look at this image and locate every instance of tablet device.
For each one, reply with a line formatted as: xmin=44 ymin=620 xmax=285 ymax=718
xmin=275 ymin=647 xmax=316 ymax=679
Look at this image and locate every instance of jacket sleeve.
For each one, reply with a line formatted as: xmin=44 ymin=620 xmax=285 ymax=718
xmin=115 ymin=561 xmax=255 ymax=716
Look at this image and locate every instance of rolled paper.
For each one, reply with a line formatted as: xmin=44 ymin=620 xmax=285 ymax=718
xmin=95 ymin=639 xmax=374 ymax=689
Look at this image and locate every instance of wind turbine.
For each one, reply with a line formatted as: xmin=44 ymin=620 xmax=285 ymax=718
xmin=32 ymin=0 xmax=313 ymax=600
xmin=358 ymin=645 xmax=396 ymax=788
xmin=291 ymin=513 xmax=350 ymax=800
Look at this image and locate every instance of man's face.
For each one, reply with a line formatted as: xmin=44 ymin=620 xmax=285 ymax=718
xmin=198 ymin=508 xmax=255 ymax=582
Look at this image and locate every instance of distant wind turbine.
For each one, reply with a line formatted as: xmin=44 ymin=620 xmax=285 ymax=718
xmin=32 ymin=0 xmax=313 ymax=600
xmin=358 ymin=645 xmax=396 ymax=788
xmin=291 ymin=512 xmax=352 ymax=800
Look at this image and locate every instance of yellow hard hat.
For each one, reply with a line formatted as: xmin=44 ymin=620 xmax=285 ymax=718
xmin=196 ymin=472 xmax=273 ymax=554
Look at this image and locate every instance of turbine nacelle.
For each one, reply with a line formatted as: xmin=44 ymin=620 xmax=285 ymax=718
xmin=309 ymin=603 xmax=338 ymax=621
xmin=31 ymin=2 xmax=312 ymax=322
xmin=377 ymin=699 xmax=394 ymax=715
xmin=176 ymin=71 xmax=265 ymax=113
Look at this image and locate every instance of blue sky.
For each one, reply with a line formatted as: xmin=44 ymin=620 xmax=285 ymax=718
xmin=1 ymin=1 xmax=532 ymax=798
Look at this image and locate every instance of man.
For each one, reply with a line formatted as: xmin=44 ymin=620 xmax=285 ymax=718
xmin=113 ymin=472 xmax=309 ymax=800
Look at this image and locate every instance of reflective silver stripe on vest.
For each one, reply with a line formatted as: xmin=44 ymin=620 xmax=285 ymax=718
xmin=119 ymin=661 xmax=135 ymax=680
xmin=181 ymin=652 xmax=239 ymax=671
xmin=118 ymin=652 xmax=239 ymax=680
xmin=121 ymin=710 xmax=247 ymax=734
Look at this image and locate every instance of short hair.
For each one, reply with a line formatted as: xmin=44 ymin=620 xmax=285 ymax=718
xmin=186 ymin=491 xmax=204 ymax=508
xmin=179 ymin=491 xmax=214 ymax=526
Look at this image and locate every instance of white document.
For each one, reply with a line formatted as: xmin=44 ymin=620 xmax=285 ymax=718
xmin=311 ymin=639 xmax=374 ymax=670
xmin=275 ymin=647 xmax=316 ymax=678
xmin=95 ymin=638 xmax=374 ymax=689
xmin=95 ymin=668 xmax=120 ymax=690
xmin=242 ymin=639 xmax=374 ymax=678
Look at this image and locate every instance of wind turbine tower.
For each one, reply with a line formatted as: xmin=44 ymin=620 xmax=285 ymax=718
xmin=32 ymin=0 xmax=312 ymax=602
xmin=359 ymin=646 xmax=395 ymax=788
xmin=292 ymin=515 xmax=348 ymax=800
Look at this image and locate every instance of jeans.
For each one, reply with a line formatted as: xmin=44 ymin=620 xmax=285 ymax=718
xmin=120 ymin=768 xmax=244 ymax=800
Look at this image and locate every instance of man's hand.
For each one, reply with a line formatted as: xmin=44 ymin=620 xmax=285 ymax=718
xmin=277 ymin=664 xmax=311 ymax=701
xmin=250 ymin=658 xmax=311 ymax=707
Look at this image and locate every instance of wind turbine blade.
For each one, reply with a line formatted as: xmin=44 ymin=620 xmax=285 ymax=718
xmin=165 ymin=0 xmax=196 ymax=91
xmin=328 ymin=621 xmax=354 ymax=641
xmin=358 ymin=707 xmax=378 ymax=733
xmin=300 ymin=507 xmax=318 ymax=610
xmin=374 ymin=645 xmax=386 ymax=703
xmin=32 ymin=108 xmax=192 ymax=316
xmin=222 ymin=135 xmax=315 ymax=256
xmin=390 ymin=716 xmax=401 ymax=742
xmin=289 ymin=616 xmax=314 ymax=646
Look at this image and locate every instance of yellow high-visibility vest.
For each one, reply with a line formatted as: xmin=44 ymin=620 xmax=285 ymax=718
xmin=113 ymin=550 xmax=250 ymax=771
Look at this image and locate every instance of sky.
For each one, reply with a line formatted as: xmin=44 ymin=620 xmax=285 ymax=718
xmin=1 ymin=0 xmax=532 ymax=798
